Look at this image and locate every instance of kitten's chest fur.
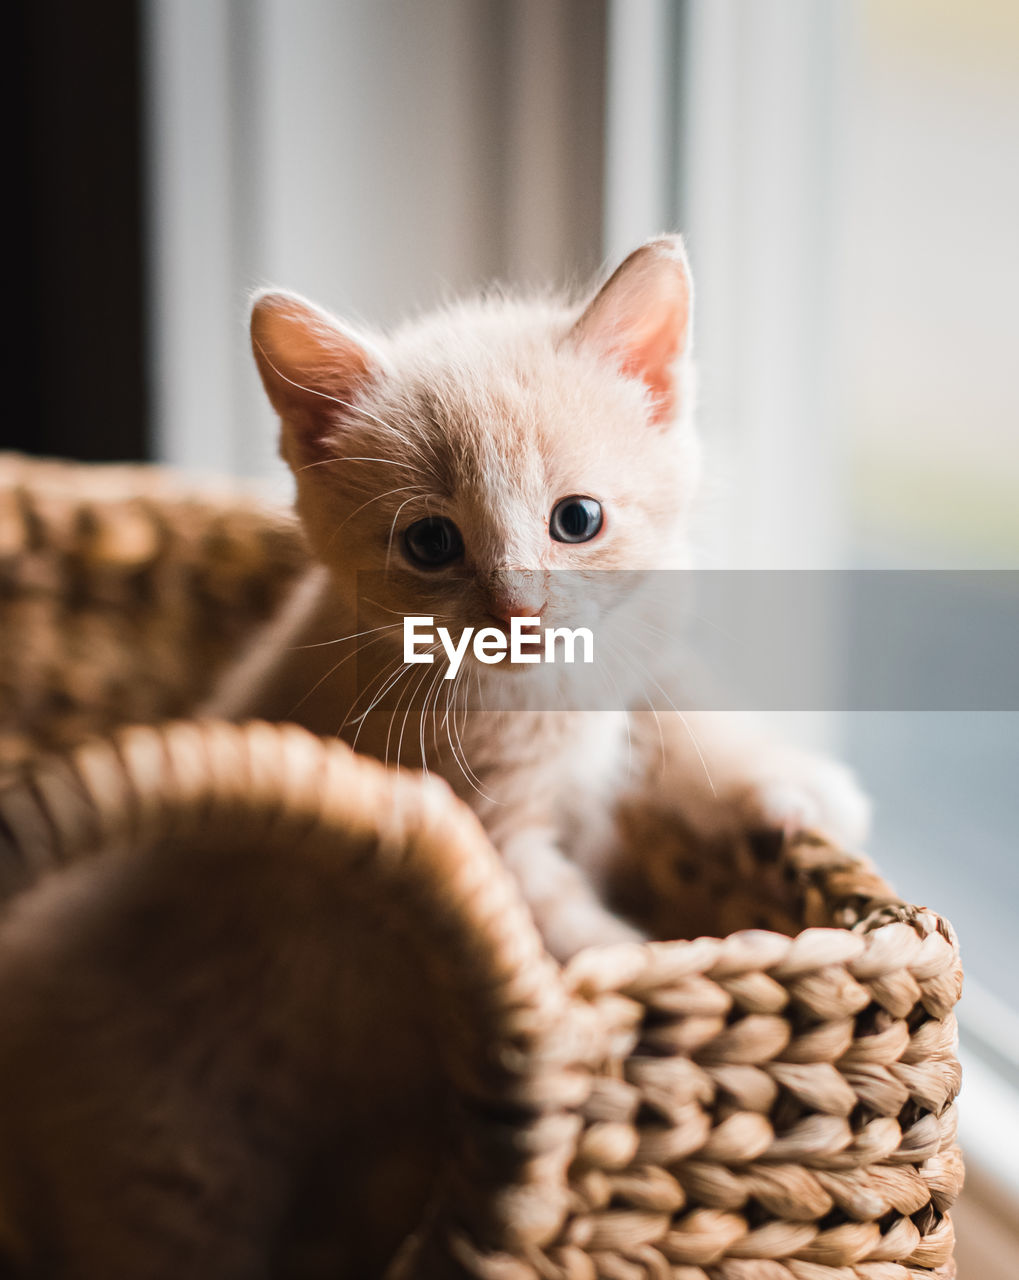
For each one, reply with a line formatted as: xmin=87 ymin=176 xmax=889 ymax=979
xmin=210 ymin=568 xmax=629 ymax=876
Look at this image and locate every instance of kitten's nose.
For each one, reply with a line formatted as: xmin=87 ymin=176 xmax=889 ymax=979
xmin=484 ymin=571 xmax=547 ymax=625
xmin=487 ymin=595 xmax=547 ymax=627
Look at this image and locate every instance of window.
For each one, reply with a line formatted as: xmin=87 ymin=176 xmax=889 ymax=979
xmin=145 ymin=0 xmax=1019 ymax=1228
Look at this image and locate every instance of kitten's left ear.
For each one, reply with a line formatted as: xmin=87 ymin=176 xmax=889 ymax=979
xmin=250 ymin=290 xmax=384 ymax=466
xmin=570 ymin=236 xmax=693 ymax=425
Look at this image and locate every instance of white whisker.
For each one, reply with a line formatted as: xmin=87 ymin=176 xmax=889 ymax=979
xmin=253 ymin=339 xmax=425 ymax=449
xmin=343 ymin=647 xmax=410 ymax=730
xmin=348 ymin=658 xmax=413 ymax=751
xmin=420 ymin=655 xmax=448 ymax=774
xmin=394 ymin=655 xmax=439 ymax=773
xmin=321 ymin=486 xmax=424 ymax=550
xmin=592 ymin=634 xmax=633 ymax=779
xmin=286 ymin=626 xmax=399 ymax=717
xmin=295 ymin=454 xmax=425 ymax=475
xmin=611 ymin=640 xmax=716 ymax=796
xmin=384 ymin=495 xmax=425 ymax=573
xmin=291 ymin=622 xmax=400 ymax=651
xmin=444 ymin=664 xmax=497 ymax=801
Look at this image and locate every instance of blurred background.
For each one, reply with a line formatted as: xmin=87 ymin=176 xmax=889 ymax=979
xmin=7 ymin=0 xmax=1018 ymax=1263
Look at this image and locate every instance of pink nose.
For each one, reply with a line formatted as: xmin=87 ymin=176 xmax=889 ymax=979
xmin=487 ymin=594 xmax=546 ymax=626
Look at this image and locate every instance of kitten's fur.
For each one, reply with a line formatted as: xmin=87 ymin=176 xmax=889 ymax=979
xmin=0 ymin=239 xmax=871 ymax=1277
xmin=212 ymin=236 xmax=869 ymax=958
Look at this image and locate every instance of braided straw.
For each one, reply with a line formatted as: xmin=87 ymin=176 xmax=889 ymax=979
xmin=0 ymin=722 xmax=963 ymax=1279
xmin=552 ymin=911 xmax=963 ymax=1280
xmin=0 ymin=720 xmax=593 ymax=1277
xmin=0 ymin=454 xmax=964 ymax=1277
xmin=0 ymin=452 xmax=307 ymax=772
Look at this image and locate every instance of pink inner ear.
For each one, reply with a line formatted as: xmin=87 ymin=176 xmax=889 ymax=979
xmin=617 ymin=294 xmax=690 ymax=423
xmin=251 ymin=294 xmax=381 ymax=464
xmin=573 ymin=239 xmax=693 ymax=425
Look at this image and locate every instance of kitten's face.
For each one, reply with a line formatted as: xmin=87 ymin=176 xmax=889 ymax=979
xmin=253 ymin=238 xmax=699 ymax=674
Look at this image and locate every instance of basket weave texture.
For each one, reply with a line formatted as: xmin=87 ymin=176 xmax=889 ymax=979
xmin=0 ymin=454 xmax=964 ymax=1279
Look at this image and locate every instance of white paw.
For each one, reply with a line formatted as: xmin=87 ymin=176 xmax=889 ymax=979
xmin=734 ymin=755 xmax=871 ymax=849
xmin=541 ymin=903 xmax=647 ymax=962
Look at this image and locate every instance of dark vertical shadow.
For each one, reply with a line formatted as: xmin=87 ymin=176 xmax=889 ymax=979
xmin=5 ymin=0 xmax=149 ymax=461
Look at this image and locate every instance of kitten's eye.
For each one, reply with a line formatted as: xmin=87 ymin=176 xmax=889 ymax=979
xmin=403 ymin=516 xmax=464 ymax=568
xmin=549 ymin=496 xmax=603 ymax=544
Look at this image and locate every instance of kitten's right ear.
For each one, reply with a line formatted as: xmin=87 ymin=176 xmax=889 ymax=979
xmin=570 ymin=236 xmax=693 ymax=426
xmin=250 ymin=291 xmax=382 ymax=463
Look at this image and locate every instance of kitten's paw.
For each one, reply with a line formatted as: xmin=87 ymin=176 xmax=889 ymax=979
xmin=733 ymin=755 xmax=871 ymax=849
xmin=541 ymin=905 xmax=647 ymax=962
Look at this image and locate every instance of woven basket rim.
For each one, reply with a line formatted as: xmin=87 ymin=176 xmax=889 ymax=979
xmin=0 ymin=452 xmax=964 ymax=1276
xmin=0 ymin=719 xmax=964 ymax=1277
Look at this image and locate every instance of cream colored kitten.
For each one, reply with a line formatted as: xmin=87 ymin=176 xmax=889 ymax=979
xmin=211 ymin=237 xmax=869 ymax=958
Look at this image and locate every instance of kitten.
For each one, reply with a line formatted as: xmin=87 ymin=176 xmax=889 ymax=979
xmin=211 ymin=236 xmax=869 ymax=958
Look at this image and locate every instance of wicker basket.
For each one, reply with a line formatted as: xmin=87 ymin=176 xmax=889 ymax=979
xmin=0 ymin=452 xmax=306 ymax=770
xmin=0 ymin=455 xmax=963 ymax=1279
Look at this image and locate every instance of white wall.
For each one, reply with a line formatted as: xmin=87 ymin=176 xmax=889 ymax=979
xmin=143 ymin=0 xmax=605 ymax=484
